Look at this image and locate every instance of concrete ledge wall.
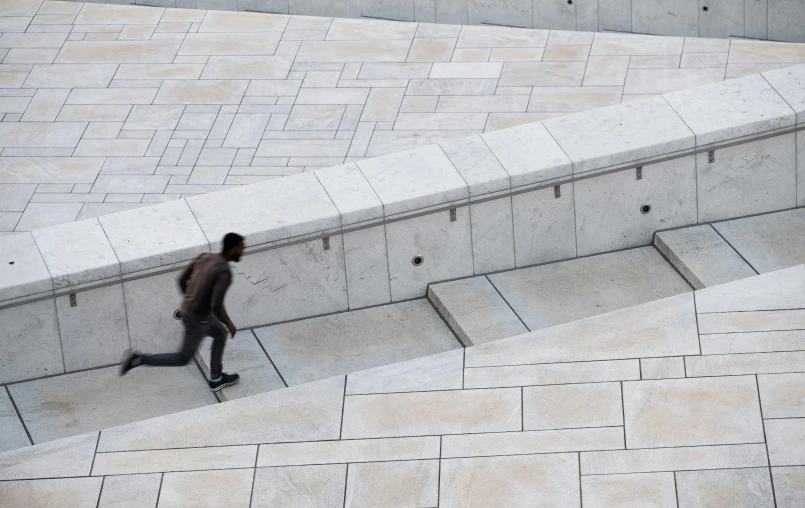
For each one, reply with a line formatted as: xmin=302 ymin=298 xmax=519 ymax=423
xmin=2 ymin=63 xmax=804 ymax=385
xmin=68 ymin=0 xmax=805 ymax=42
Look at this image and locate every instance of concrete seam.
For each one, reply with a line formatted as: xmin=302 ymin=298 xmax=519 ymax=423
xmin=251 ymin=330 xmax=288 ymax=387
xmin=485 ymin=273 xmax=530 ymax=331
xmin=710 ymin=222 xmax=760 ymax=275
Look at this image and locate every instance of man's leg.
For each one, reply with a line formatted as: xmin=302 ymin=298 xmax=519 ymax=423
xmin=207 ymin=319 xmax=228 ymax=380
xmin=137 ymin=317 xmax=204 ymax=368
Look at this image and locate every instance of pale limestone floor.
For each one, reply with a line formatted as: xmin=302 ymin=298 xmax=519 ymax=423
xmin=3 ymin=264 xmax=805 ymax=506
xmin=3 ymin=1 xmax=805 ymax=234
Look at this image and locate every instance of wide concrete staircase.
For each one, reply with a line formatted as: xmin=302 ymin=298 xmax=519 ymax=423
xmin=3 ymin=259 xmax=805 ymax=505
xmin=4 ymin=206 xmax=805 ymax=457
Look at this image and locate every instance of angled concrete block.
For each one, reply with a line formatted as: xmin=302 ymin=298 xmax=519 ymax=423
xmin=655 ymin=224 xmax=756 ymax=289
xmin=428 ymin=276 xmax=527 ymax=346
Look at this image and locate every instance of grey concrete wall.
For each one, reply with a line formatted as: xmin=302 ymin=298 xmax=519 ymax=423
xmin=72 ymin=0 xmax=805 ymax=42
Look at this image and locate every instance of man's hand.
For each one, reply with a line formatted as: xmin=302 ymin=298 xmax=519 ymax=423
xmin=228 ymin=324 xmax=237 ymax=338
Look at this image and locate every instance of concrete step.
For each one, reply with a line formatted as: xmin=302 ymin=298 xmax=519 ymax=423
xmin=654 ymin=224 xmax=757 ymax=289
xmin=655 ymin=208 xmax=805 ymax=290
xmin=428 ymin=246 xmax=691 ymax=345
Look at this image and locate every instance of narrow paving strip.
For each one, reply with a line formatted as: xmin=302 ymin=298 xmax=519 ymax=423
xmin=2 ymin=265 xmax=805 ymax=506
xmin=2 ymin=0 xmax=805 ymax=234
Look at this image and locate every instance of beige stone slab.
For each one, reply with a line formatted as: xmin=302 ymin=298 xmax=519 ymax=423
xmin=0 ymin=156 xmax=102 ymax=184
xmin=767 ymin=418 xmax=805 ymax=466
xmin=75 ymin=3 xmax=163 ymax=25
xmin=528 ymin=86 xmax=622 ymax=112
xmin=625 ymin=67 xmax=725 ymax=94
xmin=158 ymin=469 xmax=254 ymax=508
xmin=443 ymin=427 xmax=624 ymax=458
xmin=698 ymin=310 xmax=805 ymax=334
xmin=582 ymin=472 xmax=677 ymax=508
xmin=0 ymin=432 xmax=97 ymax=480
xmin=0 ymin=477 xmax=103 ymax=508
xmin=258 ymin=436 xmax=439 ymax=466
xmin=326 ymin=18 xmax=416 ymax=40
xmin=24 ymin=63 xmax=118 ymax=87
xmin=55 ymin=41 xmax=180 ymax=64
xmin=436 ymin=95 xmax=529 ymax=113
xmin=489 ymin=47 xmax=544 ymax=61
xmin=252 ymin=464 xmax=346 ymax=508
xmin=1 ymin=0 xmax=42 ymax=16
xmin=154 ymin=80 xmax=248 ymax=104
xmin=729 ymin=40 xmax=805 ymax=63
xmin=485 ymin=112 xmax=557 ymax=131
xmin=700 ymin=330 xmax=805 ymax=354
xmin=92 ymin=445 xmax=257 ymax=475
xmin=543 ymin=44 xmax=591 ymax=61
xmin=366 ymin=129 xmax=482 ymax=157
xmin=361 ymin=87 xmax=404 ymax=121
xmin=758 ymin=373 xmax=805 ymax=418
xmin=623 ymin=376 xmax=764 ymax=449
xmin=676 ymin=468 xmax=776 ymax=508
xmin=98 ymin=376 xmax=344 ymax=451
xmin=524 ymin=382 xmax=623 ymax=431
xmin=179 ymin=33 xmax=281 ymax=56
xmin=73 ymin=139 xmax=150 ymax=157
xmin=499 ymin=61 xmax=586 ymax=86
xmin=341 ymin=388 xmax=521 ymax=439
xmin=198 ymin=10 xmax=288 ymax=32
xmin=465 ymin=359 xmax=640 ymax=389
xmin=296 ymin=40 xmax=412 ymax=62
xmin=774 ymin=466 xmax=805 ymax=508
xmin=695 ymin=265 xmax=805 ymax=314
xmin=201 ymin=55 xmax=293 ymax=80
xmin=451 ymin=48 xmax=491 ymax=61
xmin=591 ymin=33 xmax=684 ymax=56
xmin=581 ymin=443 xmax=769 ymax=474
xmin=681 ymin=52 xmax=729 ymax=68
xmin=346 ymin=349 xmax=464 ymax=395
xmin=98 ymin=473 xmax=162 ymax=508
xmin=3 ymin=48 xmax=59 ymax=64
xmin=56 ymin=105 xmax=131 ymax=122
xmin=640 ymin=357 xmax=685 ymax=379
xmin=407 ymin=38 xmax=455 ymax=62
xmin=686 ymin=351 xmax=805 ymax=377
xmin=0 ymin=122 xmax=84 ymax=148
xmin=466 ymin=293 xmax=699 ymax=367
xmin=0 ymin=32 xmax=67 ymax=48
xmin=66 ymin=88 xmax=157 ymax=105
xmin=346 ymin=460 xmax=438 ymax=507
xmin=440 ymin=453 xmax=580 ymax=508
xmin=115 ymin=63 xmax=204 ymax=80
xmin=457 ymin=25 xmax=548 ymax=48
xmin=629 ymin=55 xmax=681 ymax=68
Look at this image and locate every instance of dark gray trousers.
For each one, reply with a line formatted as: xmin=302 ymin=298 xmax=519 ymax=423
xmin=140 ymin=316 xmax=227 ymax=379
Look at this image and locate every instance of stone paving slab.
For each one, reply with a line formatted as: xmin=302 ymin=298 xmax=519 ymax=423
xmin=253 ymin=299 xmax=461 ymax=386
xmin=7 ymin=364 xmax=215 ymax=444
xmin=1 ymin=1 xmax=804 ymax=232
xmin=487 ymin=246 xmax=691 ymax=331
xmin=654 ymin=224 xmax=757 ymax=289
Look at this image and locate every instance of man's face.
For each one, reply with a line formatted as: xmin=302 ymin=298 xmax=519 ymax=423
xmin=230 ymin=242 xmax=245 ymax=262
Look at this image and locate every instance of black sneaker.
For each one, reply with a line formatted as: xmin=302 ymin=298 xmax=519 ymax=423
xmin=209 ymin=372 xmax=239 ymax=392
xmin=119 ymin=349 xmax=142 ymax=376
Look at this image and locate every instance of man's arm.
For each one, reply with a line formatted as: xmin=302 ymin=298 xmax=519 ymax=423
xmin=177 ymin=257 xmax=198 ymax=294
xmin=210 ymin=270 xmax=235 ymax=334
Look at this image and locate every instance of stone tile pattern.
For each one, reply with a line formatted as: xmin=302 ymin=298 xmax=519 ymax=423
xmin=3 ymin=262 xmax=805 ymax=506
xmin=3 ymin=1 xmax=803 ymax=232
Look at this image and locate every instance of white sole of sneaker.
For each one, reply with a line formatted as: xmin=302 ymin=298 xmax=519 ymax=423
xmin=210 ymin=379 xmax=239 ymax=392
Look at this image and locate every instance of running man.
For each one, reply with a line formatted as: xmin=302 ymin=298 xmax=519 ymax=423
xmin=120 ymin=232 xmax=245 ymax=392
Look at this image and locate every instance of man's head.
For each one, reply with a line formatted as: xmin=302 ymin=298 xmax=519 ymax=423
xmin=221 ymin=232 xmax=245 ymax=262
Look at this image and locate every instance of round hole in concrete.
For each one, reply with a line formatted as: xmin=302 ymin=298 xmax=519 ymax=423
xmin=640 ymin=204 xmax=652 ymax=214
xmin=8 ymin=261 xmax=14 ymax=265
xmin=567 ymin=0 xmax=573 ymax=4
xmin=411 ymin=255 xmax=424 ymax=266
xmin=702 ymin=5 xmax=708 ymax=11
xmin=173 ymin=309 xmax=182 ymax=320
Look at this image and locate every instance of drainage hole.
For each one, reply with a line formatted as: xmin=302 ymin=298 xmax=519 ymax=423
xmin=567 ymin=0 xmax=573 ymax=4
xmin=8 ymin=261 xmax=14 ymax=265
xmin=173 ymin=309 xmax=183 ymax=320
xmin=411 ymin=255 xmax=424 ymax=266
xmin=640 ymin=204 xmax=652 ymax=214
xmin=702 ymin=5 xmax=708 ymax=11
